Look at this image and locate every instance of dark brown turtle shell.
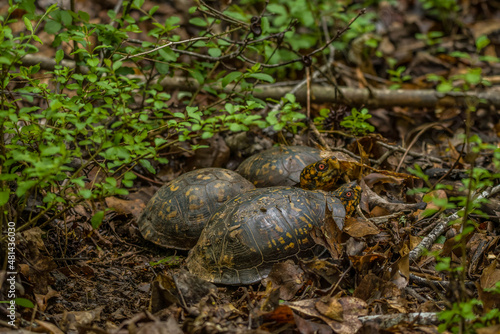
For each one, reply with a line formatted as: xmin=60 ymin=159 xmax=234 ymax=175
xmin=236 ymin=146 xmax=324 ymax=187
xmin=138 ymin=168 xmax=255 ymax=250
xmin=186 ymin=182 xmax=362 ymax=285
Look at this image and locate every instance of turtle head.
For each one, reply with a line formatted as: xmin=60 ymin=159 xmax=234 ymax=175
xmin=299 ymin=157 xmax=342 ymax=190
xmin=332 ymin=181 xmax=362 ymax=216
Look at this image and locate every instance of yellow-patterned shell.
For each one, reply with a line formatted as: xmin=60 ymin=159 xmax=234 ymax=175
xmin=138 ymin=168 xmax=255 ymax=250
xmin=236 ymin=146 xmax=324 ymax=188
xmin=186 ymin=182 xmax=362 ymax=285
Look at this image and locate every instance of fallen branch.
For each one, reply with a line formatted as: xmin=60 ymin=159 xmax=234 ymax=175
xmin=359 ymin=312 xmax=439 ymax=328
xmin=409 ymin=273 xmax=476 ymax=290
xmin=19 ymin=55 xmax=500 ymax=108
xmin=409 ymin=184 xmax=500 ymax=262
xmin=364 ymin=186 xmax=427 ymax=213
xmin=157 ymin=77 xmax=500 ymax=109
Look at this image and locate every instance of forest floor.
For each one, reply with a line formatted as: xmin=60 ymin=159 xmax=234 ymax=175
xmin=1 ymin=0 xmax=500 ymax=333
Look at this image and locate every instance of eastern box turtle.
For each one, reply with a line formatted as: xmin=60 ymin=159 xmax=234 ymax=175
xmin=138 ymin=168 xmax=255 ymax=250
xmin=139 ymin=157 xmax=341 ymax=250
xmin=236 ymin=146 xmax=329 ymax=188
xmin=186 ymin=181 xmax=362 ymax=285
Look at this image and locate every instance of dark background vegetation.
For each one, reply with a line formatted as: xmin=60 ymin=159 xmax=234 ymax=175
xmin=0 ymin=0 xmax=499 ymax=333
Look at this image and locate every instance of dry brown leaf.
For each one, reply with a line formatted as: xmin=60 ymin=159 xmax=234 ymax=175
xmin=264 ymin=260 xmax=305 ymax=301
xmin=260 ymin=281 xmax=281 ymax=312
xmin=303 ymin=259 xmax=343 ymax=285
xmin=353 ymin=273 xmax=382 ymax=301
xmin=310 ymin=205 xmax=343 ymax=259
xmin=33 ymin=319 xmax=65 ymax=334
xmin=315 ymin=297 xmax=344 ymax=322
xmin=260 ymin=305 xmax=296 ymax=325
xmin=137 ymin=316 xmax=184 ymax=334
xmin=370 ymin=205 xmax=390 ymax=217
xmin=105 ymin=197 xmax=145 ymax=219
xmin=386 ymin=297 xmax=408 ymax=313
xmin=478 ymin=259 xmax=500 ymax=311
xmin=344 ymin=217 xmax=380 ymax=238
xmin=288 ymin=297 xmax=367 ymax=334
xmin=34 ymin=286 xmax=59 ymax=312
xmin=350 ymin=253 xmax=388 ymax=273
xmin=476 ymin=324 xmax=500 ymax=334
xmin=293 ymin=312 xmax=334 ymax=334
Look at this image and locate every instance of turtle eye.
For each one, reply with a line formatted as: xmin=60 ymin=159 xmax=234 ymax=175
xmin=317 ymin=163 xmax=327 ymax=171
xmin=345 ymin=191 xmax=352 ymax=197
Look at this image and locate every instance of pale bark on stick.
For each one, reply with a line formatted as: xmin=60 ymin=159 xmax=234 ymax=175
xmin=409 ymin=184 xmax=500 ymax=263
xmin=358 ymin=312 xmax=439 ymax=328
xmin=19 ymin=54 xmax=500 ymax=108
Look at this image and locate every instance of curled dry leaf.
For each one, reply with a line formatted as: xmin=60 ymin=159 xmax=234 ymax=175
xmin=150 ymin=269 xmax=217 ymax=312
xmin=354 ymin=273 xmax=382 ymax=301
xmin=476 ymin=324 xmax=500 ymax=334
xmin=287 ymin=297 xmax=367 ymax=334
xmin=264 ymin=260 xmax=305 ymax=301
xmin=33 ymin=319 xmax=65 ymax=334
xmin=350 ymin=253 xmax=388 ymax=273
xmin=34 ymin=286 xmax=59 ymax=312
xmin=260 ymin=305 xmax=295 ymax=325
xmin=59 ymin=306 xmax=104 ymax=331
xmin=478 ymin=259 xmax=500 ymax=311
xmin=310 ymin=205 xmax=343 ymax=260
xmin=105 ymin=196 xmax=145 ymax=219
xmin=345 ymin=237 xmax=367 ymax=257
xmin=173 ymin=269 xmax=217 ymax=306
xmin=293 ymin=312 xmax=334 ymax=334
xmin=260 ymin=281 xmax=281 ymax=312
xmin=343 ymin=216 xmax=380 ymax=238
xmin=18 ymin=228 xmax=57 ymax=294
xmin=137 ymin=316 xmax=184 ymax=334
xmin=150 ymin=274 xmax=180 ymax=313
xmin=315 ymin=296 xmax=344 ymax=322
xmin=303 ymin=258 xmax=343 ymax=285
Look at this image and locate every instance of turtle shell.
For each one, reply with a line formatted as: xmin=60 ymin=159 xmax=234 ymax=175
xmin=236 ymin=146 xmax=324 ymax=187
xmin=186 ymin=182 xmax=361 ymax=285
xmin=138 ymin=168 xmax=255 ymax=250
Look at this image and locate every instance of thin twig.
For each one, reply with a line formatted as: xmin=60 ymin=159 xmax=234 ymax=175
xmin=409 ymin=184 xmax=500 ymax=262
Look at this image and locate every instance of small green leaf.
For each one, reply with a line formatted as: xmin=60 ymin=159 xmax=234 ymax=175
xmin=14 ymin=298 xmax=34 ymax=308
xmin=24 ymin=16 xmax=33 ymax=32
xmin=44 ymin=20 xmax=61 ymax=34
xmin=91 ymin=211 xmax=105 ymax=229
xmin=189 ymin=17 xmax=207 ymax=27
xmin=208 ymin=48 xmax=221 ymax=58
xmin=229 ymin=123 xmax=242 ymax=132
xmin=32 ymin=35 xmax=42 ymax=44
xmin=0 ymin=56 xmax=12 ymax=65
xmin=87 ymin=58 xmax=99 ymax=67
xmin=79 ymin=189 xmax=92 ymax=199
xmin=0 ymin=189 xmax=10 ymax=206
xmin=247 ymin=73 xmax=274 ymax=83
xmin=476 ymin=35 xmax=490 ymax=52
xmin=158 ymin=47 xmax=178 ymax=62
xmin=222 ymin=72 xmax=242 ymax=87
xmin=55 ymin=49 xmax=64 ymax=64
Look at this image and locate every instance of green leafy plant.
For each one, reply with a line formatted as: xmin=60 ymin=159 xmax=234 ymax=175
xmin=419 ymin=0 xmax=460 ymax=22
xmin=387 ymin=66 xmax=412 ymax=89
xmin=340 ymin=108 xmax=375 ymax=136
xmin=0 ymin=0 xmax=371 ymax=236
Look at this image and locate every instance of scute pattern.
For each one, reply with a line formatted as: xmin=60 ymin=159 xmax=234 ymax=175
xmin=236 ymin=146 xmax=323 ymax=187
xmin=138 ymin=168 xmax=255 ymax=250
xmin=186 ymin=186 xmax=351 ymax=285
